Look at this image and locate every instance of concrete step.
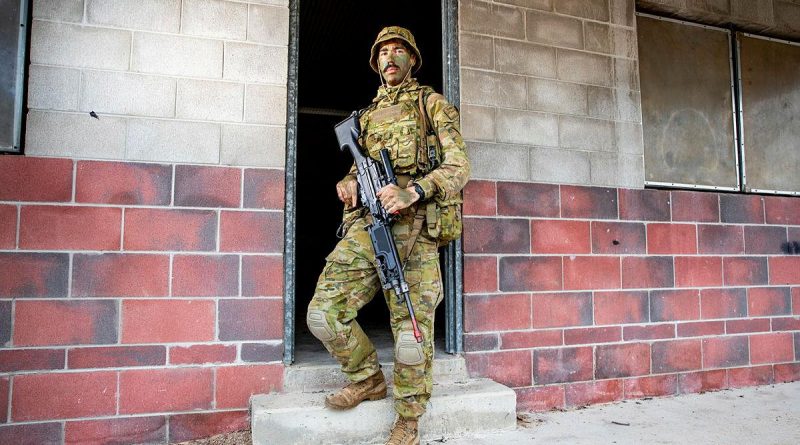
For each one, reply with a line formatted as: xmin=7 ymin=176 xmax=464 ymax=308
xmin=282 ymin=354 xmax=469 ymax=392
xmin=251 ymin=377 xmax=517 ymax=445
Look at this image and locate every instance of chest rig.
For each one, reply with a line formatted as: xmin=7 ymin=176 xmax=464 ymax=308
xmin=358 ymin=87 xmax=440 ymax=180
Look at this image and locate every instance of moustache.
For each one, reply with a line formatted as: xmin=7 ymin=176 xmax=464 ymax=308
xmin=383 ymin=63 xmax=398 ymax=73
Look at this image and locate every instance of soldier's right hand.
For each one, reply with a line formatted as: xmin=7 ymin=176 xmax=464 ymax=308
xmin=336 ymin=176 xmax=358 ymax=209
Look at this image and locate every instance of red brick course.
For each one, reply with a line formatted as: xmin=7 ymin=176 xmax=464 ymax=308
xmin=76 ymin=161 xmax=171 ymax=205
xmin=124 ymin=208 xmax=217 ymax=251
xmin=66 ymin=416 xmax=167 ymax=445
xmin=119 ymin=368 xmax=213 ymax=414
xmin=13 ymin=371 xmax=116 ymax=421
xmin=0 ymin=156 xmax=72 ymax=202
xmin=19 ymin=206 xmax=121 ymax=250
xmin=0 ymin=204 xmax=16 ymax=249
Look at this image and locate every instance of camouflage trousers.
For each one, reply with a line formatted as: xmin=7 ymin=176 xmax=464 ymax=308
xmin=307 ymin=209 xmax=442 ymax=419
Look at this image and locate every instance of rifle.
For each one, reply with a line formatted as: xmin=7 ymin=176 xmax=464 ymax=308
xmin=334 ymin=111 xmax=423 ymax=343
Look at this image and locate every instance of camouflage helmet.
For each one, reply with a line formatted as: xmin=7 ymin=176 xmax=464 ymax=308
xmin=369 ymin=26 xmax=422 ymax=74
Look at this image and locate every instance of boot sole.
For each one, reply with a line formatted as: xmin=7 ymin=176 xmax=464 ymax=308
xmin=324 ymin=384 xmax=388 ymax=410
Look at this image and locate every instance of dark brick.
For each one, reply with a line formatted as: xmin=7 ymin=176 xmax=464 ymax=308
xmin=241 ymin=343 xmax=284 ymax=362
xmin=68 ymin=345 xmax=166 ymax=369
xmin=700 ymin=288 xmax=747 ymax=319
xmin=499 ymin=256 xmax=562 ymax=292
xmin=73 ymin=254 xmax=170 ymax=297
xmin=0 ymin=349 xmax=65 ymax=372
xmin=533 ymin=347 xmax=593 ymax=384
xmin=0 ymin=301 xmax=10 ymax=345
xmin=242 ymin=255 xmax=284 ymax=297
xmin=0 ymin=423 xmax=63 ymax=445
xmin=650 ymin=289 xmax=700 ymax=322
xmin=744 ymin=226 xmax=787 ymax=254
xmin=464 ymin=180 xmax=497 ymax=216
xmin=76 ymin=160 xmax=171 ymax=205
xmin=243 ymin=168 xmax=285 ymax=210
xmin=561 ymin=185 xmax=618 ymax=219
xmin=464 ymin=218 xmax=530 ymax=254
xmin=175 ymin=165 xmax=241 ymax=208
xmin=172 ymin=255 xmax=239 ymax=297
xmin=725 ymin=318 xmax=770 ymax=334
xmin=702 ymin=336 xmax=749 ymax=368
xmin=728 ymin=365 xmax=774 ymax=388
xmin=14 ymin=300 xmax=118 ymax=346
xmin=623 ymin=323 xmax=675 ymax=340
xmin=464 ymin=333 xmax=500 ymax=352
xmin=621 ymin=256 xmax=674 ymax=289
xmin=720 ymin=194 xmax=764 ymax=224
xmin=168 ymin=411 xmax=249 ymax=443
xmin=595 ymin=343 xmax=651 ymax=378
xmin=619 ymin=188 xmax=670 ymax=221
xmin=698 ymin=225 xmax=744 ymax=254
xmin=219 ymin=298 xmax=283 ymax=341
xmin=677 ymin=321 xmax=725 ymax=337
xmin=652 ymin=340 xmax=702 ymax=373
xmin=671 ymin=190 xmax=719 ymax=222
xmin=496 ymin=182 xmax=559 ymax=217
xmin=591 ymin=221 xmax=646 ymax=254
xmin=124 ymin=208 xmax=217 ymax=252
xmin=532 ymin=292 xmax=592 ymax=328
xmin=66 ymin=417 xmax=167 ymax=445
xmin=0 ymin=252 xmax=69 ymax=298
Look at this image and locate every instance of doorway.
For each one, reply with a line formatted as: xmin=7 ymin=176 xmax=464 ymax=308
xmin=285 ymin=0 xmax=460 ymax=365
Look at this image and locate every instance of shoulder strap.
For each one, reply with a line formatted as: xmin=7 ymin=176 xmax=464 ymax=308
xmin=416 ymin=88 xmax=440 ymax=174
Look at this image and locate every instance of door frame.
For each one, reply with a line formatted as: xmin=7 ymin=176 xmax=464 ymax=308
xmin=282 ymin=0 xmax=463 ymax=364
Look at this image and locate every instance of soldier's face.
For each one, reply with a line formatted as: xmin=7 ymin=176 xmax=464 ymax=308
xmin=378 ymin=40 xmax=415 ymax=86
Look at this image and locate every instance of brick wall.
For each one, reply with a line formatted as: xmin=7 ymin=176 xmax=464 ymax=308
xmin=26 ymin=0 xmax=289 ymax=167
xmin=0 ymin=156 xmax=285 ymax=443
xmin=459 ymin=0 xmax=644 ymax=189
xmin=462 ymin=180 xmax=800 ymax=410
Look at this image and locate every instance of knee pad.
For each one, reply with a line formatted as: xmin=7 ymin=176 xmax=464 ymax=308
xmin=307 ymin=309 xmax=335 ymax=342
xmin=395 ymin=331 xmax=425 ymax=366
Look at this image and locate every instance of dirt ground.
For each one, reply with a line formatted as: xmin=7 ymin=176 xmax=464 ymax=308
xmin=173 ymin=429 xmax=252 ymax=445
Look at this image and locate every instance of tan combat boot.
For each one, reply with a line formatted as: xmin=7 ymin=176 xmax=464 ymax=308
xmin=324 ymin=371 xmax=387 ymax=409
xmin=385 ymin=417 xmax=419 ymax=445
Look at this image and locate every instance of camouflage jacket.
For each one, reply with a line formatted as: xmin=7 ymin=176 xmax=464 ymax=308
xmin=347 ymin=79 xmax=470 ymax=203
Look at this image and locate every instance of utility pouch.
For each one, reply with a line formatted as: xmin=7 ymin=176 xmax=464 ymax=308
xmin=425 ymin=195 xmax=463 ymax=247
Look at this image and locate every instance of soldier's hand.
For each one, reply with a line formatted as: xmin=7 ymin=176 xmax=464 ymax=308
xmin=336 ymin=177 xmax=358 ymax=209
xmin=376 ymin=184 xmax=419 ymax=213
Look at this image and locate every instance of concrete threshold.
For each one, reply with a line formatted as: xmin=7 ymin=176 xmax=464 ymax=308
xmin=438 ymin=381 xmax=800 ymax=445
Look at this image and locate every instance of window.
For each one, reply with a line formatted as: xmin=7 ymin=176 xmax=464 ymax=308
xmin=637 ymin=13 xmax=800 ymax=196
xmin=0 ymin=0 xmax=29 ymax=153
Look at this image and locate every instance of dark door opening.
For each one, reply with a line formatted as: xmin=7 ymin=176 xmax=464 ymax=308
xmin=294 ymin=1 xmax=444 ymax=363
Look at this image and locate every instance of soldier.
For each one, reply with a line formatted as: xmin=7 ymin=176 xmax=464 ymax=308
xmin=306 ymin=26 xmax=469 ymax=445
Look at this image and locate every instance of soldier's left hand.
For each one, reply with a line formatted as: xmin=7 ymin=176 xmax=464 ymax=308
xmin=376 ymin=184 xmax=418 ymax=213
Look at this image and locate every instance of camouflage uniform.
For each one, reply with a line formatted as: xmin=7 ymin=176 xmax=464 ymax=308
xmin=307 ymin=28 xmax=469 ymax=421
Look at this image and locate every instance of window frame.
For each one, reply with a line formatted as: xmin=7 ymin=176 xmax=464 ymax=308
xmin=1 ymin=0 xmax=30 ymax=154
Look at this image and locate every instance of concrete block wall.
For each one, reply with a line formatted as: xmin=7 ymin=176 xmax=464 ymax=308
xmin=0 ymin=156 xmax=286 ymax=443
xmin=459 ymin=0 xmax=645 ymax=189
xmin=637 ymin=0 xmax=800 ymax=40
xmin=462 ymin=179 xmax=800 ymax=411
xmin=26 ymin=0 xmax=289 ymax=167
